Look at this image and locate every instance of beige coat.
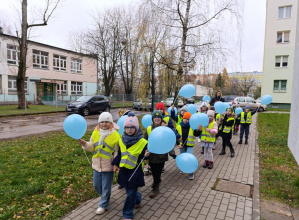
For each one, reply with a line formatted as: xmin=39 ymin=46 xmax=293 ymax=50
xmin=82 ymin=130 xmax=119 ymax=172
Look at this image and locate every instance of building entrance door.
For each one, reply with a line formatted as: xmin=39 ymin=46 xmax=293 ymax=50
xmin=36 ymin=83 xmax=56 ymax=101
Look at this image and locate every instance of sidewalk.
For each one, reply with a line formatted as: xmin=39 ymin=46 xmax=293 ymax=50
xmin=62 ymin=115 xmax=259 ymax=220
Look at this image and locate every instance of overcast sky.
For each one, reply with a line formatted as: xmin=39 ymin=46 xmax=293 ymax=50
xmin=0 ymin=0 xmax=266 ymax=73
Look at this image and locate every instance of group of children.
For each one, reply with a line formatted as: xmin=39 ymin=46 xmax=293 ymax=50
xmin=78 ymin=99 xmax=260 ymax=220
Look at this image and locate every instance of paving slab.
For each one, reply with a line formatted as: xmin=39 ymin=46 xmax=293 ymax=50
xmin=215 ymin=180 xmax=251 ymax=197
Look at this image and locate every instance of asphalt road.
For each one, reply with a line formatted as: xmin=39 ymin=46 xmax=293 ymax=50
xmin=0 ymin=108 xmax=149 ymax=140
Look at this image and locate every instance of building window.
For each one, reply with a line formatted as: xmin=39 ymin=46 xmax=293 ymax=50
xmin=71 ymin=81 xmax=82 ymax=95
xmin=278 ymin=6 xmax=292 ymax=19
xmin=273 ymin=80 xmax=287 ymax=92
xmin=57 ymin=81 xmax=67 ymax=94
xmin=277 ymin=31 xmax=290 ymax=43
xmin=53 ymin=54 xmax=67 ymax=71
xmin=275 ymin=56 xmax=288 ymax=67
xmin=7 ymin=44 xmax=19 ymax=65
xmin=71 ymin=58 xmax=82 ymax=74
xmin=33 ymin=50 xmax=49 ymax=69
xmin=0 ymin=75 xmax=2 ymax=94
xmin=8 ymin=76 xmax=28 ymax=94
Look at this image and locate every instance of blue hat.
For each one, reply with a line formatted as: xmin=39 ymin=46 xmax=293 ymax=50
xmin=245 ymin=105 xmax=250 ymax=109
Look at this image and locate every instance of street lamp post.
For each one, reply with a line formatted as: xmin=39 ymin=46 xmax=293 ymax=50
xmin=150 ymin=50 xmax=155 ymax=112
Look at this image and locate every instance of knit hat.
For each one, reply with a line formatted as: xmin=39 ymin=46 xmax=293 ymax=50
xmin=180 ymin=105 xmax=188 ymax=112
xmin=207 ymin=110 xmax=215 ymax=117
xmin=245 ymin=105 xmax=250 ymax=110
xmin=156 ymin=102 xmax=165 ymax=111
xmin=152 ymin=110 xmax=163 ymax=120
xmin=98 ymin=112 xmax=113 ymax=123
xmin=226 ymin=107 xmax=234 ymax=113
xmin=124 ymin=115 xmax=139 ymax=130
xmin=183 ymin=112 xmax=192 ymax=120
xmin=201 ymin=102 xmax=208 ymax=108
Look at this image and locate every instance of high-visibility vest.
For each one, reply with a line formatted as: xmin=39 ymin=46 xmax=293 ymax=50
xmin=147 ymin=126 xmax=152 ymax=136
xmin=164 ymin=115 xmax=170 ymax=123
xmin=119 ymin=138 xmax=147 ymax=169
xmin=177 ymin=115 xmax=183 ymax=124
xmin=216 ymin=113 xmax=221 ymax=130
xmin=201 ymin=121 xmax=216 ymax=142
xmin=92 ymin=130 xmax=119 ymax=159
xmin=223 ymin=117 xmax=235 ymax=133
xmin=176 ymin=125 xmax=195 ymax=147
xmin=240 ymin=112 xmax=252 ymax=125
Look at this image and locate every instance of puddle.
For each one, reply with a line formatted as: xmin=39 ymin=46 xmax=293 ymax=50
xmin=213 ymin=179 xmax=253 ymax=198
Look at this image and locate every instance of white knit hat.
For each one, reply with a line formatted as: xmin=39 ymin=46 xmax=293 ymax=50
xmin=98 ymin=112 xmax=113 ymax=123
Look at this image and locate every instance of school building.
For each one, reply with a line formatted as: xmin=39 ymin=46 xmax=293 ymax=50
xmin=0 ymin=33 xmax=98 ymax=104
xmin=262 ymin=0 xmax=298 ymax=109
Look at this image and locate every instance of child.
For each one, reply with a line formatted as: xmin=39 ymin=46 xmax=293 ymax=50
xmin=231 ymin=101 xmax=240 ymax=134
xmin=198 ymin=102 xmax=209 ymax=152
xmin=198 ymin=110 xmax=218 ymax=169
xmin=209 ymin=106 xmax=217 ymax=150
xmin=170 ymin=104 xmax=188 ymax=125
xmin=219 ymin=107 xmax=236 ymax=157
xmin=144 ymin=110 xmax=176 ymax=198
xmin=237 ymin=104 xmax=261 ymax=144
xmin=112 ymin=113 xmax=150 ymax=220
xmin=79 ymin=112 xmax=120 ymax=215
xmin=176 ymin=112 xmax=201 ymax=180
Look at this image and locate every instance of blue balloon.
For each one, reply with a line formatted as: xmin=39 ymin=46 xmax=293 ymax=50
xmin=117 ymin=115 xmax=128 ymax=135
xmin=148 ymin=126 xmax=176 ymax=154
xmin=261 ymin=95 xmax=273 ymax=105
xmin=235 ymin=107 xmax=243 ymax=115
xmin=214 ymin=101 xmax=226 ymax=114
xmin=168 ymin=106 xmax=177 ymax=116
xmin=223 ymin=102 xmax=230 ymax=109
xmin=63 ymin=114 xmax=87 ymax=139
xmin=203 ymin=95 xmax=211 ymax=103
xmin=188 ymin=104 xmax=197 ymax=115
xmin=176 ymin=153 xmax=198 ymax=173
xmin=189 ymin=113 xmax=209 ymax=129
xmin=179 ymin=84 xmax=196 ymax=98
xmin=142 ymin=114 xmax=152 ymax=128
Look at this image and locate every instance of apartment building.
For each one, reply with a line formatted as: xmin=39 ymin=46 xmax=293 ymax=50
xmin=0 ymin=33 xmax=98 ymax=103
xmin=261 ymin=1 xmax=298 ymax=109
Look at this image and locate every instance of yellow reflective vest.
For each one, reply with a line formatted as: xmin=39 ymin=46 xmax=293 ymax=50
xmin=92 ymin=130 xmax=120 ymax=159
xmin=176 ymin=125 xmax=195 ymax=147
xmin=201 ymin=121 xmax=216 ymax=142
xmin=119 ymin=138 xmax=147 ymax=169
xmin=240 ymin=112 xmax=252 ymax=125
xmin=177 ymin=115 xmax=183 ymax=124
xmin=216 ymin=113 xmax=221 ymax=131
xmin=223 ymin=117 xmax=235 ymax=133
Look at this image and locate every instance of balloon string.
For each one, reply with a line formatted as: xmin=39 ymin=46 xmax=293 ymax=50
xmin=128 ymin=157 xmax=145 ymax=181
xmin=82 ymin=148 xmax=92 ymax=165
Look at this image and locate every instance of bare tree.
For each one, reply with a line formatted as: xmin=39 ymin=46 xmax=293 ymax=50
xmin=17 ymin=0 xmax=60 ymax=109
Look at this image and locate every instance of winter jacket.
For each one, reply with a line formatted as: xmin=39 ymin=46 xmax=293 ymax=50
xmin=163 ymin=112 xmax=181 ymax=139
xmin=170 ymin=110 xmax=183 ymax=124
xmin=220 ymin=113 xmax=236 ymax=139
xmin=82 ymin=128 xmax=119 ymax=172
xmin=210 ymin=91 xmax=225 ymax=106
xmin=237 ymin=107 xmax=259 ymax=127
xmin=176 ymin=121 xmax=201 ymax=150
xmin=144 ymin=122 xmax=176 ymax=164
xmin=112 ymin=130 xmax=147 ymax=188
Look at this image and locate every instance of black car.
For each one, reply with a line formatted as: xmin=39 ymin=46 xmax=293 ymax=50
xmin=66 ymin=95 xmax=110 ymax=116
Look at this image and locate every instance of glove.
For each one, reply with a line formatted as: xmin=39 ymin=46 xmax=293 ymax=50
xmin=172 ymin=155 xmax=177 ymax=159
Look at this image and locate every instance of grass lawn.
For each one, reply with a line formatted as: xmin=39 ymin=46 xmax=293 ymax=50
xmin=266 ymin=108 xmax=290 ymax=112
xmin=0 ymin=105 xmax=65 ymax=116
xmin=258 ymin=113 xmax=299 ymax=207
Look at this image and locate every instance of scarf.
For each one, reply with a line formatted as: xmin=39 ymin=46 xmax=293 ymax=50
xmin=99 ymin=128 xmax=115 ymax=146
xmin=180 ymin=121 xmax=190 ymax=128
xmin=121 ymin=129 xmax=143 ymax=147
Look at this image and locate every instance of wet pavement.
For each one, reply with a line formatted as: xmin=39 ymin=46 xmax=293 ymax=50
xmin=0 ymin=109 xmax=148 ymax=140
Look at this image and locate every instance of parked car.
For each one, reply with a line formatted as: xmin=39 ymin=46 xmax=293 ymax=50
xmin=233 ymin=97 xmax=267 ymax=112
xmin=164 ymin=97 xmax=184 ymax=107
xmin=256 ymin=97 xmax=261 ymax=103
xmin=186 ymin=98 xmax=194 ymax=104
xmin=133 ymin=98 xmax=152 ymax=111
xmin=66 ymin=95 xmax=111 ymax=116
xmin=223 ymin=95 xmax=238 ymax=104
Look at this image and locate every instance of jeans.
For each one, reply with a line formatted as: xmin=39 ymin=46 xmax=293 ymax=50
xmin=123 ymin=187 xmax=141 ymax=219
xmin=93 ymin=170 xmax=114 ymax=209
xmin=180 ymin=147 xmax=194 ymax=176
xmin=149 ymin=162 xmax=165 ymax=185
xmin=240 ymin=125 xmax=250 ymax=140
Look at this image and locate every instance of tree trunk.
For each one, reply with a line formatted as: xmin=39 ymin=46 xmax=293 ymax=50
xmin=17 ymin=0 xmax=28 ymax=109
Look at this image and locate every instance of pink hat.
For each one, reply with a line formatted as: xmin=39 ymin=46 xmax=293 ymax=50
xmin=207 ymin=110 xmax=215 ymax=117
xmin=124 ymin=116 xmax=139 ymax=130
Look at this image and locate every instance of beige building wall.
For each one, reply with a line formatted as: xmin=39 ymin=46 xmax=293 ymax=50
xmin=262 ymin=0 xmax=298 ymax=106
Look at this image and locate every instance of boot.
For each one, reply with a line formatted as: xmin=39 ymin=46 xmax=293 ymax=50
xmin=149 ymin=184 xmax=160 ymax=198
xmin=245 ymin=140 xmax=248 ymax=145
xmin=219 ymin=147 xmax=226 ymax=155
xmin=208 ymin=161 xmax=214 ymax=169
xmin=230 ymin=149 xmax=235 ymax=157
xmin=201 ymin=147 xmax=204 ymax=154
xmin=238 ymin=140 xmax=242 ymax=144
xmin=202 ymin=160 xmax=209 ymax=168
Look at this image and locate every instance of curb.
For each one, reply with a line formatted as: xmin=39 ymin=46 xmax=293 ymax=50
xmin=253 ymin=114 xmax=261 ymax=220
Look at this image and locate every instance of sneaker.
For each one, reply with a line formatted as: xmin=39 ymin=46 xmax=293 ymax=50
xmin=189 ymin=174 xmax=194 ymax=180
xmin=161 ymin=168 xmax=165 ymax=173
xmin=118 ymin=184 xmax=124 ymax=189
xmin=212 ymin=144 xmax=216 ymax=150
xmin=179 ymin=171 xmax=183 ymax=174
xmin=144 ymin=170 xmax=152 ymax=176
xmin=238 ymin=140 xmax=242 ymax=144
xmin=245 ymin=140 xmax=248 ymax=145
xmin=135 ymin=203 xmax=141 ymax=209
xmin=198 ymin=138 xmax=201 ymax=143
xmin=96 ymin=207 xmax=105 ymax=215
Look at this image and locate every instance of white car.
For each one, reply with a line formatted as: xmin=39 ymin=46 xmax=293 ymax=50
xmin=165 ymin=97 xmax=184 ymax=107
xmin=233 ymin=97 xmax=267 ymax=112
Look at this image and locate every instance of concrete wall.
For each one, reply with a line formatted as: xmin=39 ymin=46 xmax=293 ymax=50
xmin=288 ymin=2 xmax=299 ymax=165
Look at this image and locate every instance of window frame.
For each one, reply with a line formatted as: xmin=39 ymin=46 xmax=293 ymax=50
xmin=8 ymin=75 xmax=28 ymax=94
xmin=33 ymin=49 xmax=49 ymax=69
xmin=71 ymin=58 xmax=82 ymax=74
xmin=71 ymin=81 xmax=83 ymax=95
xmin=275 ymin=55 xmax=289 ymax=68
xmin=0 ymin=75 xmax=2 ymax=94
xmin=7 ymin=44 xmax=19 ymax=65
xmin=53 ymin=54 xmax=67 ymax=72
xmin=273 ymin=80 xmax=287 ymax=93
xmin=278 ymin=6 xmax=292 ymax=19
xmin=277 ymin=31 xmax=290 ymax=43
xmin=57 ymin=81 xmax=67 ymax=95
